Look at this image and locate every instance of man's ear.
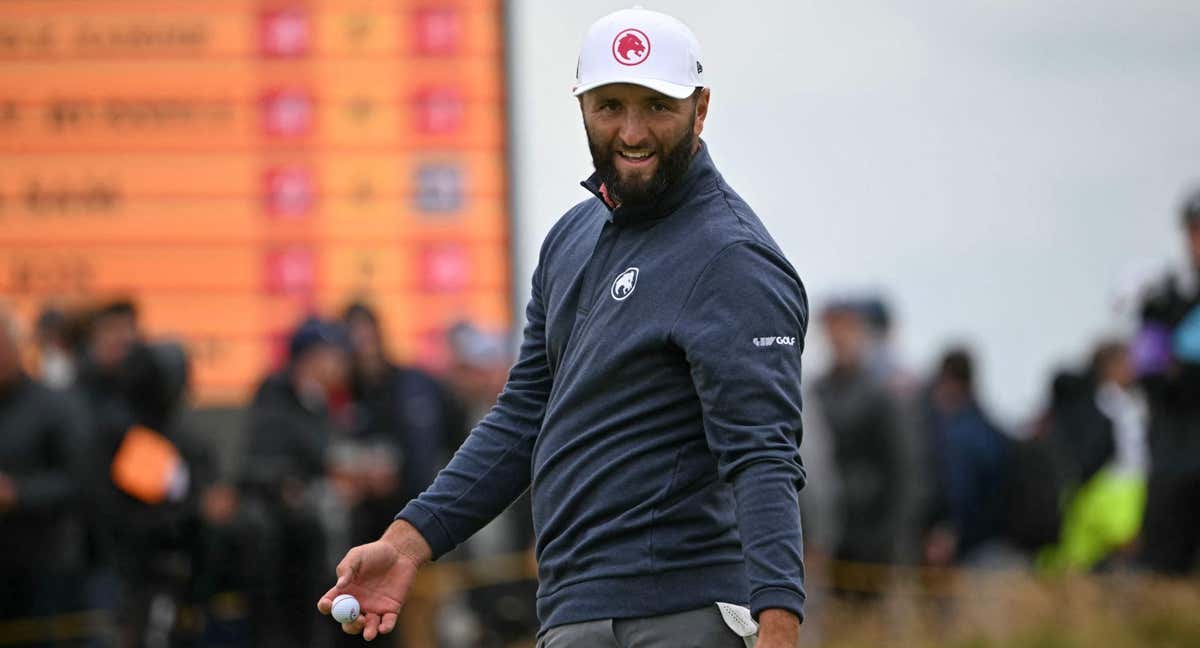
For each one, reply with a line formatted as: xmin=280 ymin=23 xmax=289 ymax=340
xmin=693 ymin=88 xmax=710 ymax=137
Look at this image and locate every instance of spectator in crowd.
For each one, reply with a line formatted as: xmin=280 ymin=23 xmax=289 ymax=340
xmin=859 ymin=296 xmax=927 ymax=565
xmin=1137 ymin=187 xmax=1200 ymax=574
xmin=1009 ymin=345 xmax=1136 ymax=561
xmin=239 ymin=317 xmax=349 ymax=648
xmin=810 ymin=301 xmax=905 ymax=594
xmin=859 ymin=296 xmax=918 ymax=396
xmin=73 ymin=300 xmax=141 ymax=440
xmin=445 ymin=321 xmax=511 ymax=435
xmin=921 ymin=348 xmax=1011 ymax=567
xmin=71 ymin=300 xmax=222 ymax=646
xmin=339 ymin=302 xmax=461 ymax=542
xmin=441 ymin=322 xmax=538 ymax=648
xmin=0 ymin=305 xmax=89 ymax=640
xmin=71 ymin=299 xmax=147 ymax=639
xmin=335 ymin=305 xmax=470 ymax=647
xmin=1038 ymin=341 xmax=1148 ymax=572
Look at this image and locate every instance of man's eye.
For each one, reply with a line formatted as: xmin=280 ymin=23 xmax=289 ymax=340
xmin=600 ymin=102 xmax=620 ymax=112
xmin=650 ymin=102 xmax=669 ymax=112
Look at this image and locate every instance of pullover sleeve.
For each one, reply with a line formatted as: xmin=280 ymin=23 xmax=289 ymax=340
xmin=396 ymin=261 xmax=553 ymax=558
xmin=672 ymin=241 xmax=809 ymax=622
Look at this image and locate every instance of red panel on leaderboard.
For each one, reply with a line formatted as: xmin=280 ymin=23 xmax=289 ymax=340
xmin=261 ymin=89 xmax=315 ymax=138
xmin=413 ymin=7 xmax=463 ymax=55
xmin=263 ymin=166 xmax=316 ymax=219
xmin=264 ymin=245 xmax=316 ymax=295
xmin=260 ymin=9 xmax=312 ymax=57
xmin=419 ymin=243 xmax=469 ymax=292
xmin=415 ymin=86 xmax=465 ymax=134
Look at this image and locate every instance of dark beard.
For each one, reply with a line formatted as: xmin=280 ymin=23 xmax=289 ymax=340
xmin=586 ymin=115 xmax=697 ymax=207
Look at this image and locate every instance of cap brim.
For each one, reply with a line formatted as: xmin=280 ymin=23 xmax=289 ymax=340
xmin=572 ymin=78 xmax=697 ymax=100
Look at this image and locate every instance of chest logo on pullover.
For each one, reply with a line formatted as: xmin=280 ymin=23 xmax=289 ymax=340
xmin=611 ymin=267 xmax=639 ymax=301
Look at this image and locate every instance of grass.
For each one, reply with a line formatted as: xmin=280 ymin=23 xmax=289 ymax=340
xmin=804 ymin=570 xmax=1200 ymax=647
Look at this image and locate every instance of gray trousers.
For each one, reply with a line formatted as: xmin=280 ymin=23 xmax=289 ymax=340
xmin=537 ymin=605 xmax=757 ymax=648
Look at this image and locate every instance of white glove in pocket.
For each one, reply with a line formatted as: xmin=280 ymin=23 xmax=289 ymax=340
xmin=716 ymin=602 xmax=758 ymax=647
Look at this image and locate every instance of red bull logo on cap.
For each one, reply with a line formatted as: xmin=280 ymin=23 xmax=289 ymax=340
xmin=612 ymin=28 xmax=650 ymax=66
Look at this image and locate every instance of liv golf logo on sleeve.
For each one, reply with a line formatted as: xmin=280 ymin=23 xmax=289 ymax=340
xmin=752 ymin=336 xmax=796 ymax=348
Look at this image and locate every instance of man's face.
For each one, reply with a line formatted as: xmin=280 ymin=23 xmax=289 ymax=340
xmin=311 ymin=345 xmax=350 ymax=392
xmin=346 ymin=315 xmax=383 ymax=365
xmin=822 ymin=310 xmax=868 ymax=370
xmin=580 ymin=83 xmax=709 ymax=206
xmin=1107 ymin=347 xmax=1136 ymax=389
xmin=90 ymin=313 xmax=137 ymax=371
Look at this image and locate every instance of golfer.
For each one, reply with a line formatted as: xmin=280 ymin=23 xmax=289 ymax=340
xmin=320 ymin=8 xmax=808 ymax=647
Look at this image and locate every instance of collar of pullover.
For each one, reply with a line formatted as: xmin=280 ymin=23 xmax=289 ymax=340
xmin=581 ymin=139 xmax=716 ymax=227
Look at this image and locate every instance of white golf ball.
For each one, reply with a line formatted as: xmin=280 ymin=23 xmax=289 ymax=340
xmin=331 ymin=594 xmax=361 ymax=624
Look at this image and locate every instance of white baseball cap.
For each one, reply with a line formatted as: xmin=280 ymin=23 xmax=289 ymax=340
xmin=573 ymin=6 xmax=704 ymax=100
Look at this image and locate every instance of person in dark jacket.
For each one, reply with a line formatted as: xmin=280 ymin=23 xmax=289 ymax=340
xmin=0 ymin=307 xmax=89 ymax=641
xmin=920 ymin=348 xmax=1010 ymax=566
xmin=340 ymin=302 xmax=460 ymax=528
xmin=320 ymin=8 xmax=807 ymax=647
xmin=442 ymin=321 xmax=541 ymax=647
xmin=1038 ymin=341 xmax=1148 ymax=572
xmin=74 ymin=300 xmax=141 ymax=467
xmin=74 ymin=300 xmax=222 ymax=646
xmin=242 ymin=318 xmax=347 ymax=495
xmin=241 ymin=317 xmax=349 ymax=648
xmin=331 ymin=304 xmax=466 ymax=647
xmin=1137 ymin=187 xmax=1200 ymax=574
xmin=811 ymin=301 xmax=904 ymax=593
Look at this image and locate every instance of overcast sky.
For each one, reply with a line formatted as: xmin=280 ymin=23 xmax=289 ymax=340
xmin=508 ymin=0 xmax=1200 ymax=422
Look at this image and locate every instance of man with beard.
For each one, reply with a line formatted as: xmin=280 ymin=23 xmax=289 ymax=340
xmin=320 ymin=8 xmax=808 ymax=647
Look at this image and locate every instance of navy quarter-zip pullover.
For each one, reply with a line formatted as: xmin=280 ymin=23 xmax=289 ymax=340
xmin=398 ymin=141 xmax=808 ymax=629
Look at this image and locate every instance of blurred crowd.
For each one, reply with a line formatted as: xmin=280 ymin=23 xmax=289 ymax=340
xmin=0 ymin=299 xmax=529 ymax=647
xmin=2 ymin=192 xmax=1200 ymax=647
xmin=800 ymin=190 xmax=1200 ymax=590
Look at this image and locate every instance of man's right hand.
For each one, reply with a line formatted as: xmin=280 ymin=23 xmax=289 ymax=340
xmin=317 ymin=519 xmax=432 ymax=641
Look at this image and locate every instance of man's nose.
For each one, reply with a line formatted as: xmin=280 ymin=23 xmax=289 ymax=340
xmin=618 ymin=110 xmax=650 ymax=147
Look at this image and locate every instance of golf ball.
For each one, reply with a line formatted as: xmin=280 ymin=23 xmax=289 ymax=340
xmin=331 ymin=594 xmax=361 ymax=624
